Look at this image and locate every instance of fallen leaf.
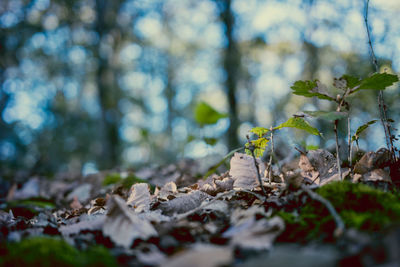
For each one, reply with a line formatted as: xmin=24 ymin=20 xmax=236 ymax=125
xmin=66 ymin=183 xmax=92 ymax=203
xmin=157 ymin=181 xmax=178 ymax=200
xmin=12 ymin=178 xmax=41 ymax=200
xmin=361 ymin=169 xmax=391 ymax=183
xmin=299 ymin=149 xmax=338 ymax=184
xmin=59 ymin=215 xmax=105 ymax=237
xmin=70 ymin=196 xmax=82 ymax=210
xmin=229 ymin=153 xmax=265 ymax=190
xmin=354 ymin=148 xmax=392 ymax=174
xmin=158 ymin=190 xmax=210 ymax=216
xmin=136 ymin=244 xmax=167 ymax=266
xmin=162 ymin=244 xmax=232 ymax=267
xmin=127 ymin=183 xmax=151 ymax=212
xmin=103 ymin=195 xmax=157 ymax=248
xmin=223 ymin=216 xmax=285 ymax=250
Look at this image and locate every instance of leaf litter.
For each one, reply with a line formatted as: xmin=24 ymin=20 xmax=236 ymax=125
xmin=1 ymin=150 xmax=400 ymax=266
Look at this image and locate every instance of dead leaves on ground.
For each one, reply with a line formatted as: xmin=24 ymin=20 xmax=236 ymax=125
xmin=1 ymin=148 xmax=397 ymax=266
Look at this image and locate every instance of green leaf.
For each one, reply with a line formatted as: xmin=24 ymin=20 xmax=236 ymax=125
xmin=306 ymin=145 xmax=319 ymax=151
xmin=291 ymin=80 xmax=335 ymax=101
xmin=303 ymin=110 xmax=348 ymax=121
xmin=352 ymin=73 xmax=399 ymax=93
xmin=275 ymin=117 xmax=320 ymax=136
xmin=351 ymin=120 xmax=378 ymax=142
xmin=340 ymin=75 xmax=361 ymax=89
xmin=194 ymin=101 xmax=228 ymax=126
xmin=245 ymin=137 xmax=269 ymax=157
xmin=203 ymin=137 xmax=218 ymax=146
xmin=250 ymin=127 xmax=269 ymax=137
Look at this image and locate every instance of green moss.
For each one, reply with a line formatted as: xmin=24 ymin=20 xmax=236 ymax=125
xmin=277 ymin=181 xmax=400 ymax=242
xmin=1 ymin=237 xmax=117 ymax=267
xmin=102 ymin=173 xmax=122 ymax=186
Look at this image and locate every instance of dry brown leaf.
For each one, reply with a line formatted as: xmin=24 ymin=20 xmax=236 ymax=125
xmin=361 ymin=169 xmax=391 ymax=183
xmin=214 ymin=177 xmax=234 ymax=191
xmin=126 ymin=183 xmax=151 ymax=212
xmin=158 ymin=190 xmax=210 ymax=215
xmin=223 ymin=216 xmax=285 ymax=250
xmin=162 ymin=244 xmax=232 ymax=267
xmin=59 ymin=215 xmax=105 ymax=237
xmin=103 ymin=195 xmax=157 ymax=248
xmin=66 ymin=183 xmax=92 ymax=203
xmin=354 ymin=148 xmax=392 ymax=174
xmin=157 ymin=181 xmax=178 ymax=200
xmin=299 ymin=149 xmax=338 ymax=184
xmin=229 ymin=152 xmax=265 ymax=190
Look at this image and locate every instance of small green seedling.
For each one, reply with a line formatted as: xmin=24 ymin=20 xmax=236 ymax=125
xmin=290 ymin=73 xmax=399 ymax=178
xmin=246 ymin=117 xmax=320 ymax=184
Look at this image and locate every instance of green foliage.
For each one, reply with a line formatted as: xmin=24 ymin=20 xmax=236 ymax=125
xmin=351 ymin=73 xmax=399 ymax=93
xmin=203 ymin=137 xmax=218 ymax=146
xmin=277 ymin=181 xmax=400 ymax=242
xmin=0 ymin=237 xmax=117 ymax=267
xmin=102 ymin=173 xmax=122 ymax=186
xmin=303 ymin=111 xmax=348 ymax=121
xmin=246 ymin=117 xmax=319 ymax=158
xmin=275 ymin=117 xmax=320 ymax=136
xmin=250 ymin=127 xmax=269 ymax=137
xmin=245 ymin=137 xmax=269 ymax=157
xmin=351 ymin=120 xmax=378 ymax=142
xmin=194 ymin=101 xmax=228 ymax=126
xmin=290 ymin=80 xmax=335 ymax=101
xmin=340 ymin=74 xmax=361 ymax=89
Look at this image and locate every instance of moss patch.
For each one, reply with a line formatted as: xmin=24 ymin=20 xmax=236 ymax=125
xmin=277 ymin=181 xmax=400 ymax=242
xmin=0 ymin=237 xmax=117 ymax=267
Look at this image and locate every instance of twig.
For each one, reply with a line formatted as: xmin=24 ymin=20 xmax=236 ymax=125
xmin=364 ymin=0 xmax=396 ymax=161
xmin=334 ymin=120 xmax=342 ymax=180
xmin=247 ymin=135 xmax=267 ymax=196
xmin=268 ymin=127 xmax=274 ymax=184
xmin=347 ymin=116 xmax=352 ymax=167
xmin=301 ymin=184 xmax=345 ymax=237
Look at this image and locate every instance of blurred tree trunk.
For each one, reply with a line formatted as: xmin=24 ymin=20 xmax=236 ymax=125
xmin=95 ymin=0 xmax=122 ymax=168
xmin=218 ymin=0 xmax=241 ymax=150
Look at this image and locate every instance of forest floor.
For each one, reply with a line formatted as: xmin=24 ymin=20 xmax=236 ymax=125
xmin=1 ymin=148 xmax=400 ymax=266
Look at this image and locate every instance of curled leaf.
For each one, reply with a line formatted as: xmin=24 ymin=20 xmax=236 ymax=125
xmin=351 ymin=120 xmax=378 ymax=142
xmin=126 ymin=183 xmax=151 ymax=212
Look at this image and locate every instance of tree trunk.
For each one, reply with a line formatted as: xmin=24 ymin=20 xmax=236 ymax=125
xmin=219 ymin=0 xmax=240 ymax=150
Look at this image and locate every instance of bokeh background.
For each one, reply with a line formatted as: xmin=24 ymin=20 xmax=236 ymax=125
xmin=1 ymin=0 xmax=399 ymax=177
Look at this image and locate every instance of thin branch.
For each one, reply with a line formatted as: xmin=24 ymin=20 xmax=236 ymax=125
xmin=347 ymin=116 xmax=352 ymax=167
xmin=334 ymin=120 xmax=342 ymax=180
xmin=364 ymin=0 xmax=396 ymax=161
xmin=247 ymin=135 xmax=267 ymax=196
xmin=301 ymin=184 xmax=345 ymax=237
xmin=268 ymin=127 xmax=274 ymax=184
